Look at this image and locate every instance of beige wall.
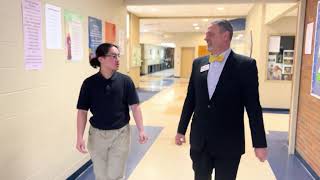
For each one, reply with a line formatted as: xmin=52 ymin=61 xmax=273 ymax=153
xmin=261 ymin=16 xmax=297 ymax=109
xmin=265 ymin=3 xmax=297 ymax=24
xmin=140 ymin=32 xmax=246 ymax=77
xmin=0 ymin=0 xmax=127 ymax=179
xmin=246 ymin=3 xmax=297 ymax=109
xmin=128 ymin=13 xmax=141 ymax=87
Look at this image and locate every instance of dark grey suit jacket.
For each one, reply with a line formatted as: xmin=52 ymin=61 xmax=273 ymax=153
xmin=177 ymin=50 xmax=267 ymax=156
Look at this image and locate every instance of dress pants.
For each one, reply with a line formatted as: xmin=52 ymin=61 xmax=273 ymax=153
xmin=190 ymin=148 xmax=241 ymax=180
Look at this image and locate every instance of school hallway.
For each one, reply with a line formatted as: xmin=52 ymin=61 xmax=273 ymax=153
xmin=75 ymin=69 xmax=314 ymax=180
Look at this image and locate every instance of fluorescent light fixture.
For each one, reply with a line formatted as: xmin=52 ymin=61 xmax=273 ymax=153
xmin=193 ymin=23 xmax=198 ymax=27
xmin=202 ymin=18 xmax=209 ymax=22
xmin=217 ymin=7 xmax=224 ymax=10
xmin=151 ymin=8 xmax=158 ymax=12
xmin=160 ymin=43 xmax=176 ymax=48
xmin=195 ymin=27 xmax=200 ymax=30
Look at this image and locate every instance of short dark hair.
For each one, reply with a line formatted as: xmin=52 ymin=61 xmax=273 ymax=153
xmin=89 ymin=43 xmax=119 ymax=68
xmin=211 ymin=20 xmax=233 ymax=40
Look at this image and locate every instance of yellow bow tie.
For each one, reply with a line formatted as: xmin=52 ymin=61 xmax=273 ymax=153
xmin=209 ymin=54 xmax=224 ymax=63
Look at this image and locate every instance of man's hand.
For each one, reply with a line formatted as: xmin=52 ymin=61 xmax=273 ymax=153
xmin=76 ymin=139 xmax=88 ymax=154
xmin=138 ymin=131 xmax=148 ymax=144
xmin=255 ymin=148 xmax=267 ymax=162
xmin=175 ymin=133 xmax=186 ymax=145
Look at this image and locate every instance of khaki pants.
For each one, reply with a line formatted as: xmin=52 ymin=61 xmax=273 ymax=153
xmin=87 ymin=124 xmax=130 ymax=180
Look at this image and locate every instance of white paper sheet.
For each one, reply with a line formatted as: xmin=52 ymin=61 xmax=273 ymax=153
xmin=305 ymin=22 xmax=314 ymax=55
xmin=45 ymin=4 xmax=62 ymax=49
xmin=269 ymin=36 xmax=281 ymax=53
xmin=22 ymin=0 xmax=43 ymax=70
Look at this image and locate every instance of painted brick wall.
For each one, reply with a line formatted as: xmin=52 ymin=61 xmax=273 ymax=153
xmin=296 ymin=0 xmax=320 ymax=177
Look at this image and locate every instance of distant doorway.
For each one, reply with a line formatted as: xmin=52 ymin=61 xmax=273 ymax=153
xmin=180 ymin=47 xmax=195 ymax=78
xmin=198 ymin=45 xmax=210 ymax=57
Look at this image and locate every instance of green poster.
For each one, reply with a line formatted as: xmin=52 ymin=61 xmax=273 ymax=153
xmin=64 ymin=10 xmax=83 ymax=61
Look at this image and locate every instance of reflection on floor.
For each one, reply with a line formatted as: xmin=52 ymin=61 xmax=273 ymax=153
xmin=139 ymin=68 xmax=175 ymax=92
xmin=75 ymin=69 xmax=315 ymax=180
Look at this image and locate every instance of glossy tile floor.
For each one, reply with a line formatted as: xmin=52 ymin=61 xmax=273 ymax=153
xmin=77 ymin=69 xmax=315 ymax=180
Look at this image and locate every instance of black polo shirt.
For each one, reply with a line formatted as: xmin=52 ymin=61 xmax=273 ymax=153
xmin=77 ymin=72 xmax=139 ymax=130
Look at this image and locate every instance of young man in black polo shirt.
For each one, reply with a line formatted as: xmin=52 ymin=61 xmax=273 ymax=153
xmin=76 ymin=43 xmax=148 ymax=180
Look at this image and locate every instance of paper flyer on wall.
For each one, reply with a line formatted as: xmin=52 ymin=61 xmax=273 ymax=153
xmin=88 ymin=17 xmax=102 ymax=60
xmin=268 ymin=36 xmax=280 ymax=53
xmin=105 ymin=21 xmax=116 ymax=43
xmin=64 ymin=10 xmax=83 ymax=61
xmin=45 ymin=4 xmax=62 ymax=49
xmin=22 ymin=0 xmax=43 ymax=70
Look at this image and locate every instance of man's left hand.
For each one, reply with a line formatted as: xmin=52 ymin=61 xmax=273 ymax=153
xmin=138 ymin=131 xmax=148 ymax=144
xmin=255 ymin=148 xmax=268 ymax=162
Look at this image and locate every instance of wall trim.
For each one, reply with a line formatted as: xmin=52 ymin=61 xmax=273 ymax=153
xmin=66 ymin=160 xmax=92 ymax=180
xmin=295 ymin=150 xmax=320 ymax=180
xmin=262 ymin=107 xmax=289 ymax=114
xmin=288 ymin=0 xmax=306 ymax=155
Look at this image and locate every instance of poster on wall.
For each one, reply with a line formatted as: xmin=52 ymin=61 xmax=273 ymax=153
xmin=267 ymin=36 xmax=295 ymax=81
xmin=88 ymin=17 xmax=102 ymax=60
xmin=22 ymin=0 xmax=43 ymax=70
xmin=105 ymin=22 xmax=116 ymax=43
xmin=45 ymin=4 xmax=62 ymax=49
xmin=311 ymin=1 xmax=320 ymax=99
xmin=64 ymin=10 xmax=83 ymax=61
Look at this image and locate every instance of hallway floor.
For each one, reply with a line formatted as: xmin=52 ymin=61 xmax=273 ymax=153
xmin=76 ymin=69 xmax=314 ymax=180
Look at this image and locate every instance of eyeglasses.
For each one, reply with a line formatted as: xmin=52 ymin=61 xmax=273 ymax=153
xmin=105 ymin=54 xmax=120 ymax=59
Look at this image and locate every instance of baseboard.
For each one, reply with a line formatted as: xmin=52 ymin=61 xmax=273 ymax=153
xmin=66 ymin=160 xmax=92 ymax=180
xmin=295 ymin=150 xmax=320 ymax=180
xmin=262 ymin=108 xmax=289 ymax=114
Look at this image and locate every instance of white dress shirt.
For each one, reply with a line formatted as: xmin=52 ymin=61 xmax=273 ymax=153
xmin=207 ymin=48 xmax=231 ymax=99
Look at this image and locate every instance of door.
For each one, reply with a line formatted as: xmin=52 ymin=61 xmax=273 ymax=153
xmin=198 ymin=45 xmax=210 ymax=57
xmin=180 ymin=47 xmax=195 ymax=78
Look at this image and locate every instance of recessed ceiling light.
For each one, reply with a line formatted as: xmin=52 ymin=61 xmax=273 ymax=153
xmin=193 ymin=23 xmax=198 ymax=27
xmin=217 ymin=7 xmax=224 ymax=11
xmin=194 ymin=27 xmax=200 ymax=30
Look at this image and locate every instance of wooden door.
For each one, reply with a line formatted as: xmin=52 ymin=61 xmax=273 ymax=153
xmin=180 ymin=47 xmax=195 ymax=78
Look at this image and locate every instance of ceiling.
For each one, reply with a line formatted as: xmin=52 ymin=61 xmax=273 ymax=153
xmin=140 ymin=18 xmax=237 ymax=33
xmin=125 ymin=0 xmax=299 ymax=5
xmin=127 ymin=3 xmax=298 ymax=34
xmin=127 ymin=4 xmax=254 ymax=18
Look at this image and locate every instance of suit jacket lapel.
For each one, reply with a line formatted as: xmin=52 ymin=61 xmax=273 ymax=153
xmin=209 ymin=51 xmax=234 ymax=102
xmin=199 ymin=56 xmax=210 ymax=101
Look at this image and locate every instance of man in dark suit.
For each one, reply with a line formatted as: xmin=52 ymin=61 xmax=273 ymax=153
xmin=175 ymin=20 xmax=268 ymax=180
